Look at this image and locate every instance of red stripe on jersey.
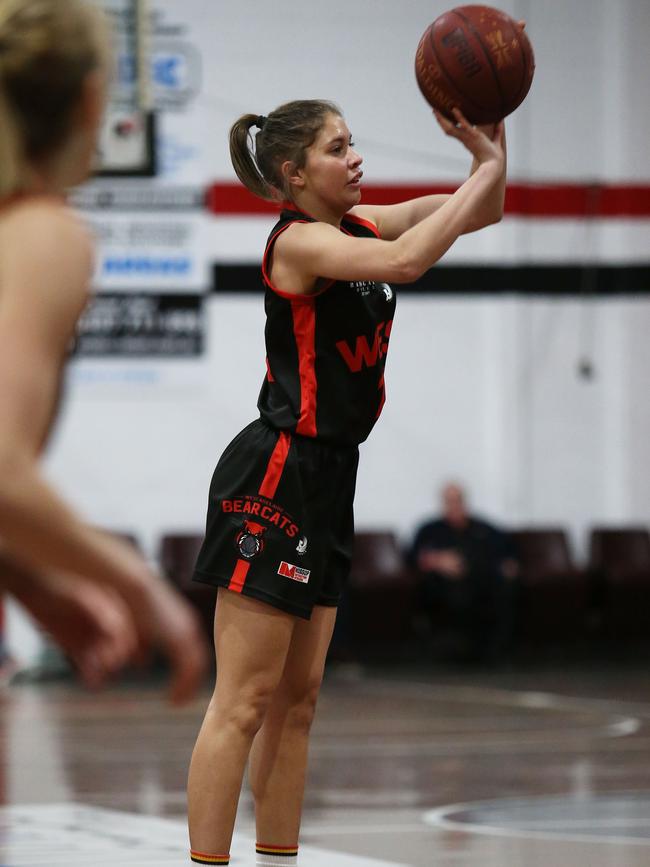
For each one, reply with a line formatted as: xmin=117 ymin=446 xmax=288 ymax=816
xmin=291 ymin=301 xmax=318 ymax=437
xmin=228 ymin=558 xmax=251 ymax=593
xmin=262 ymin=222 xmax=307 ymax=298
xmin=259 ymin=431 xmax=292 ymax=500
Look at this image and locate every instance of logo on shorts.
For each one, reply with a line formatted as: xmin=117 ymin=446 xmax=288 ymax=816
xmin=296 ymin=535 xmax=308 ymax=555
xmin=235 ymin=520 xmax=267 ymax=559
xmin=379 ymin=282 xmax=393 ymax=302
xmin=222 ymin=496 xmax=299 ymax=538
xmin=278 ymin=561 xmax=311 ymax=583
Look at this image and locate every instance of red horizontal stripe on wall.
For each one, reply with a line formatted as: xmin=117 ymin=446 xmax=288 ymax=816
xmin=206 ymin=182 xmax=650 ymax=219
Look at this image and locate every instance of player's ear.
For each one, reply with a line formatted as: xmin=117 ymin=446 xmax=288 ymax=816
xmin=281 ymin=160 xmax=305 ymax=190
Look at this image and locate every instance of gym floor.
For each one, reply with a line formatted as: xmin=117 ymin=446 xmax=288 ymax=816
xmin=2 ymin=660 xmax=650 ymax=866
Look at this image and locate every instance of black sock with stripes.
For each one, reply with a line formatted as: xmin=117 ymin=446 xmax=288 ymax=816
xmin=256 ymin=842 xmax=299 ymax=865
xmin=190 ymin=850 xmax=230 ymax=864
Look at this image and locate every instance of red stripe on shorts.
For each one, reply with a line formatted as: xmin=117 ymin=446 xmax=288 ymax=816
xmin=258 ymin=430 xmax=292 ymax=500
xmin=227 ymin=430 xmax=292 ymax=593
xmin=228 ymin=558 xmax=251 ymax=593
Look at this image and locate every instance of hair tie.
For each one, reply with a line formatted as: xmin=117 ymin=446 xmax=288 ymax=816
xmin=255 ymin=115 xmax=267 ymax=130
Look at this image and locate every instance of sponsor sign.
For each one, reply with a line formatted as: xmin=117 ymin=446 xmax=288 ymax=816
xmin=278 ymin=562 xmax=311 ymax=584
xmin=73 ymin=293 xmax=204 ymax=357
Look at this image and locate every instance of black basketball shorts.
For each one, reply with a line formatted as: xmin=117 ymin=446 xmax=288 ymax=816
xmin=192 ymin=419 xmax=359 ymax=619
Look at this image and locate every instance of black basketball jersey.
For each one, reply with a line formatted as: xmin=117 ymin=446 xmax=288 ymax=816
xmin=257 ymin=207 xmax=397 ymax=446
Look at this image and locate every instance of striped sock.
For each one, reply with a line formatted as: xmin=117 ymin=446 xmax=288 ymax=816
xmin=256 ymin=842 xmax=299 ymax=866
xmin=190 ymin=850 xmax=230 ymax=865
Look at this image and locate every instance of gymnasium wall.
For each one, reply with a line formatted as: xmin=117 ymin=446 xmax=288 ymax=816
xmin=11 ymin=0 xmax=647 ymax=660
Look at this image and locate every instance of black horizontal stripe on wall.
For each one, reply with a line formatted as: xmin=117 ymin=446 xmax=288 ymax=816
xmin=213 ymin=264 xmax=650 ymax=295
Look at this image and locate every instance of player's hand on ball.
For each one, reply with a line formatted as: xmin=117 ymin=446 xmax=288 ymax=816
xmin=434 ymin=107 xmax=505 ymax=168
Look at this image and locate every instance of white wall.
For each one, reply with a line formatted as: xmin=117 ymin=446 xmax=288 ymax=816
xmin=205 ymin=0 xmax=650 ymax=183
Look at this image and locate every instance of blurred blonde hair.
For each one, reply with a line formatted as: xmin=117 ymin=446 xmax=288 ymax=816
xmin=0 ymin=0 xmax=110 ymax=196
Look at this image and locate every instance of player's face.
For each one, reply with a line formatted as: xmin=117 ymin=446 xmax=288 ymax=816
xmin=301 ymin=113 xmax=363 ymax=211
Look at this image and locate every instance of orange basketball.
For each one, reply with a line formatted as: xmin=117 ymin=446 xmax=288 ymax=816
xmin=415 ymin=5 xmax=535 ymax=124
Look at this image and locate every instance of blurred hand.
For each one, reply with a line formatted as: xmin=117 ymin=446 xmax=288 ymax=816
xmin=86 ymin=531 xmax=209 ymax=705
xmin=3 ymin=564 xmax=136 ymax=688
xmin=1 ymin=536 xmax=209 ymax=704
xmin=140 ymin=575 xmax=209 ymax=705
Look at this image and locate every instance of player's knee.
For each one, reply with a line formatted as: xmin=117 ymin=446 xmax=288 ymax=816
xmin=285 ymin=681 xmax=322 ymax=733
xmin=228 ymin=682 xmax=276 ymax=738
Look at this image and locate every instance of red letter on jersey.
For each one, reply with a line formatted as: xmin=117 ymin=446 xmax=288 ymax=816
xmin=336 ymin=320 xmax=392 ymax=372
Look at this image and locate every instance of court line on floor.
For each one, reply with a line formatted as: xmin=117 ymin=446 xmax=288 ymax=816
xmin=310 ymin=680 xmax=643 ymax=756
xmin=423 ymin=793 xmax=650 ymax=847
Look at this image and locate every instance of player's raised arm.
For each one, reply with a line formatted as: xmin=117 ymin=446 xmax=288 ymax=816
xmin=274 ymin=110 xmax=505 ymax=288
xmin=352 ymin=114 xmax=506 ymax=240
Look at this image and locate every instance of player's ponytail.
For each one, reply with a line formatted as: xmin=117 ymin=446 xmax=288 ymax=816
xmin=229 ymin=113 xmax=279 ymax=202
xmin=0 ymin=0 xmax=109 ymax=198
xmin=229 ymin=99 xmax=343 ymax=205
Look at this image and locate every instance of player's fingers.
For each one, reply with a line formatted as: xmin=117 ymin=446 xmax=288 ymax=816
xmin=75 ymin=649 xmax=108 ymax=690
xmin=432 ymin=108 xmax=457 ymax=135
xmin=136 ymin=579 xmax=209 ymax=705
xmin=451 ymin=107 xmax=473 ymax=130
xmin=166 ymin=635 xmax=208 ymax=706
xmin=517 ymin=20 xmax=526 ymax=31
xmin=80 ymin=589 xmax=139 ymax=676
xmin=155 ymin=597 xmax=208 ymax=705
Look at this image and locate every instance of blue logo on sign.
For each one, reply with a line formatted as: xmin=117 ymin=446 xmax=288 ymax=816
xmin=153 ymin=56 xmax=183 ymax=88
xmin=103 ymin=257 xmax=191 ymax=276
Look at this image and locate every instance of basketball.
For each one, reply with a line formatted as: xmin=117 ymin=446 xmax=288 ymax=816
xmin=415 ymin=5 xmax=535 ymax=124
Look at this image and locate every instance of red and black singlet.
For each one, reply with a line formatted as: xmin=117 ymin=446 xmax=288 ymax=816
xmin=257 ymin=207 xmax=396 ymax=446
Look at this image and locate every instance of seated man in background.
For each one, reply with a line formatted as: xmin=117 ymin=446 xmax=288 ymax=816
xmin=409 ymin=482 xmax=519 ymax=663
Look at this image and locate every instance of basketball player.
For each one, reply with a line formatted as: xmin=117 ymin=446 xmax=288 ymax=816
xmin=187 ymin=98 xmax=506 ymax=865
xmin=0 ymin=0 xmax=207 ymax=702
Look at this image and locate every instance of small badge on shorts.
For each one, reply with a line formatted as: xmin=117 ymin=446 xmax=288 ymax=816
xmin=235 ymin=520 xmax=266 ymax=559
xmin=296 ymin=535 xmax=308 ymax=556
xmin=278 ymin=561 xmax=311 ymax=584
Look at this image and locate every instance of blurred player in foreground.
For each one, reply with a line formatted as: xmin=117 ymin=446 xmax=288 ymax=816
xmin=0 ymin=0 xmax=207 ymax=702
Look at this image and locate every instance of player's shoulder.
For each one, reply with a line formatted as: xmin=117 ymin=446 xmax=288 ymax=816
xmin=273 ymin=215 xmax=339 ymax=250
xmin=1 ymin=196 xmax=94 ymax=274
xmin=5 ymin=196 xmax=90 ymax=242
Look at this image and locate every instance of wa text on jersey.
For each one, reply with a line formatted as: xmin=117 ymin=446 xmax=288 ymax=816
xmin=335 ymin=320 xmax=393 ymax=373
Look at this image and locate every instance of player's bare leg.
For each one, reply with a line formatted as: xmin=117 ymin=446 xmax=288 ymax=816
xmin=249 ymin=605 xmax=337 ymax=856
xmin=187 ymin=589 xmax=296 ymax=859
